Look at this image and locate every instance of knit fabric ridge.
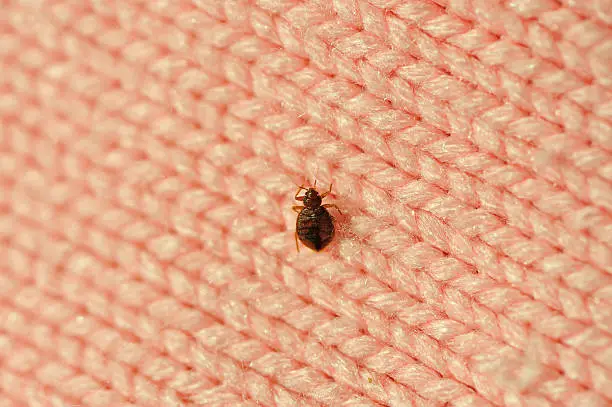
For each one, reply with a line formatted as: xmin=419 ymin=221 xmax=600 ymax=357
xmin=1 ymin=0 xmax=611 ymax=406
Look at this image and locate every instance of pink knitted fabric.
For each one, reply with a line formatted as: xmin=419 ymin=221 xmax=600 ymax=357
xmin=1 ymin=0 xmax=612 ymax=406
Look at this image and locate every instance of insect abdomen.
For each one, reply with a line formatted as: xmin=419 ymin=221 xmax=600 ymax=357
xmin=296 ymin=207 xmax=334 ymax=251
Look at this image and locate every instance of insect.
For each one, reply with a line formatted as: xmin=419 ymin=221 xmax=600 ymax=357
xmin=292 ymin=181 xmax=342 ymax=252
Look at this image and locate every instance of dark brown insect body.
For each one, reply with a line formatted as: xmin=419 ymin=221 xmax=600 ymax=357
xmin=293 ymin=183 xmax=341 ymax=252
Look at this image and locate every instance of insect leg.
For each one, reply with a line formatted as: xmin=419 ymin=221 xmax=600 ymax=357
xmin=321 ymin=183 xmax=333 ymax=198
xmin=323 ymin=203 xmax=342 ymax=215
xmin=292 ymin=205 xmax=304 ymax=213
xmin=295 ymin=232 xmax=300 ymax=252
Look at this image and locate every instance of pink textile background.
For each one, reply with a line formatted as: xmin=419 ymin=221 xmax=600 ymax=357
xmin=1 ymin=0 xmax=612 ymax=406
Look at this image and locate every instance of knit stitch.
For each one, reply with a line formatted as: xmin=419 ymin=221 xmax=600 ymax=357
xmin=0 ymin=0 xmax=611 ymax=406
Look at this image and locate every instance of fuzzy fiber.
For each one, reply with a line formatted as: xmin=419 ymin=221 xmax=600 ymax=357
xmin=1 ymin=0 xmax=611 ymax=406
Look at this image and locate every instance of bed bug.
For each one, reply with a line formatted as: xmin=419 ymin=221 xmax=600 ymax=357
xmin=292 ymin=181 xmax=342 ymax=252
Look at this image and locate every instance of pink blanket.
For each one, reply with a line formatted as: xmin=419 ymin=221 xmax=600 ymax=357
xmin=1 ymin=1 xmax=611 ymax=406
